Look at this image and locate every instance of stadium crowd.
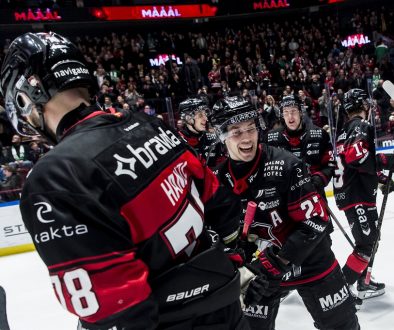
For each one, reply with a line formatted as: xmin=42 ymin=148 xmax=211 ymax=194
xmin=0 ymin=1 xmax=394 ymax=201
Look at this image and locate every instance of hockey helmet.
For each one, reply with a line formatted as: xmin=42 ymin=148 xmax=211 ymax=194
xmin=279 ymin=95 xmax=302 ymax=119
xmin=0 ymin=32 xmax=96 ymax=137
xmin=179 ymin=98 xmax=209 ymax=124
xmin=343 ymin=88 xmax=369 ymax=114
xmin=209 ymin=96 xmax=265 ymax=142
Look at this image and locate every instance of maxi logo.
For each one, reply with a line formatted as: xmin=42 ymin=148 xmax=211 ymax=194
xmin=242 ymin=304 xmax=269 ymax=319
xmin=33 ymin=202 xmax=88 ymax=244
xmin=114 ymin=127 xmax=181 ymax=179
xmin=319 ymin=285 xmax=349 ymax=311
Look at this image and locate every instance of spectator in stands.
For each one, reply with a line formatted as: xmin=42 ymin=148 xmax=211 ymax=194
xmin=4 ymin=134 xmax=33 ymax=169
xmin=375 ymin=38 xmax=389 ymax=65
xmin=102 ymin=96 xmax=114 ymax=111
xmin=262 ymin=95 xmax=281 ymax=131
xmin=318 ymin=88 xmax=329 ymax=127
xmin=0 ymin=165 xmax=22 ymax=202
xmin=180 ymin=55 xmax=201 ymax=95
xmin=143 ymin=104 xmax=155 ymax=116
xmin=298 ymin=89 xmax=313 ymax=119
xmin=307 ymin=74 xmax=323 ymax=100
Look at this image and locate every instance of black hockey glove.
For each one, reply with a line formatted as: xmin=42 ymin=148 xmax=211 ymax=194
xmin=311 ymin=175 xmax=325 ymax=190
xmin=224 ymin=246 xmax=247 ymax=267
xmin=237 ymin=239 xmax=258 ymax=263
xmin=245 ymin=245 xmax=291 ymax=301
xmin=243 ymin=274 xmax=270 ymax=306
xmin=376 ymin=153 xmax=394 ymax=171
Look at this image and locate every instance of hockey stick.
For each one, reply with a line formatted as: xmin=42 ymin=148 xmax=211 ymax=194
xmin=382 ymin=80 xmax=394 ymax=99
xmin=241 ymin=201 xmax=257 ymax=240
xmin=364 ymin=169 xmax=393 ymax=285
xmin=239 ymin=202 xmax=258 ymax=308
xmin=366 ymin=78 xmax=377 ymax=144
xmin=323 ymin=200 xmax=355 ymax=249
xmin=0 ymin=286 xmax=10 ymax=330
xmin=325 ymin=84 xmax=337 ymax=158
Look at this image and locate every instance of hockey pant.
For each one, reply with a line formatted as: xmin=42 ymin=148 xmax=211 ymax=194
xmin=243 ymin=265 xmax=359 ymax=330
xmin=342 ymin=204 xmax=379 ymax=284
xmin=158 ymin=300 xmax=250 ymax=330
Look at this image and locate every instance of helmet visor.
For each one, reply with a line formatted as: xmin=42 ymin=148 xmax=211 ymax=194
xmin=5 ymin=90 xmax=39 ymax=137
xmin=215 ymin=111 xmax=265 ymax=142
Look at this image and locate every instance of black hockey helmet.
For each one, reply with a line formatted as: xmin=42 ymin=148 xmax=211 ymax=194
xmin=0 ymin=32 xmax=96 ymax=137
xmin=179 ymin=97 xmax=209 ymax=124
xmin=343 ymin=88 xmax=369 ymax=114
xmin=279 ymin=94 xmax=302 ymax=119
xmin=209 ymin=96 xmax=265 ymax=142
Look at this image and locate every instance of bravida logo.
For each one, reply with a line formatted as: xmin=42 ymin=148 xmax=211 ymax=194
xmin=114 ymin=127 xmax=181 ymax=179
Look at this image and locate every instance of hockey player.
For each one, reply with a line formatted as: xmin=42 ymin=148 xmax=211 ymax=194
xmin=333 ymin=88 xmax=394 ymax=301
xmin=210 ymin=96 xmax=360 ymax=330
xmin=0 ymin=32 xmax=249 ymax=330
xmin=178 ymin=98 xmax=225 ymax=167
xmin=262 ymin=95 xmax=334 ymax=201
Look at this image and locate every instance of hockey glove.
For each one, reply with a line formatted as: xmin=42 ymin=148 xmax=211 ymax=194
xmin=311 ymin=175 xmax=325 ymax=190
xmin=245 ymin=245 xmax=291 ymax=301
xmin=243 ymin=274 xmax=270 ymax=306
xmin=224 ymin=246 xmax=247 ymax=268
xmin=377 ymin=172 xmax=394 ymax=194
xmin=237 ymin=239 xmax=258 ymax=263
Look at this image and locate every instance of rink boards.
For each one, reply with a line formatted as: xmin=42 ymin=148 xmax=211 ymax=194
xmin=1 ymin=146 xmax=393 ymax=257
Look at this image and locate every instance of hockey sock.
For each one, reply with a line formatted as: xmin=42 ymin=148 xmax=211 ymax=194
xmin=342 ymin=252 xmax=369 ymax=285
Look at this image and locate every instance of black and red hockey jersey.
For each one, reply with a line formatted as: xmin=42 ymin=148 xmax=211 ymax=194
xmin=178 ymin=127 xmax=226 ymax=167
xmin=262 ymin=124 xmax=334 ymax=186
xmin=333 ymin=116 xmax=379 ymax=210
xmin=19 ymin=106 xmax=241 ymax=329
xmin=214 ymin=145 xmax=337 ymax=286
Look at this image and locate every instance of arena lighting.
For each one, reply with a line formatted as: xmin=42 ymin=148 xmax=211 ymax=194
xmin=91 ymin=5 xmax=218 ymax=21
xmin=253 ymin=0 xmax=290 ymax=10
xmin=14 ymin=8 xmax=61 ymax=22
xmin=91 ymin=8 xmax=107 ymax=20
xmin=341 ymin=34 xmax=371 ymax=48
xmin=149 ymin=54 xmax=183 ymax=67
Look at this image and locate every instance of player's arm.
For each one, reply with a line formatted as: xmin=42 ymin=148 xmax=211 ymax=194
xmin=278 ymin=162 xmax=329 ymax=266
xmin=376 ymin=153 xmax=394 ymax=171
xmin=20 ymin=191 xmax=157 ymax=330
xmin=340 ymin=122 xmax=376 ymax=173
xmin=313 ymin=130 xmax=335 ymax=186
xmin=196 ymin=164 xmax=241 ymax=246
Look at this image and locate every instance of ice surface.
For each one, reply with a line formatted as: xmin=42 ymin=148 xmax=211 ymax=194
xmin=1 ymin=193 xmax=393 ymax=329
